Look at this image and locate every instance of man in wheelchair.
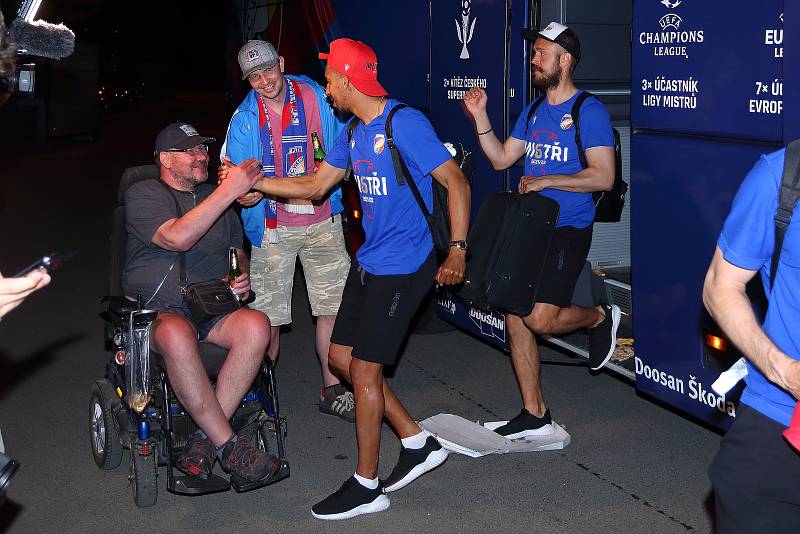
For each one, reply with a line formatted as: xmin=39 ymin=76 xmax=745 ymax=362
xmin=123 ymin=122 xmax=278 ymax=483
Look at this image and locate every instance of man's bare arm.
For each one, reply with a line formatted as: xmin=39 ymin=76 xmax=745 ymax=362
xmin=519 ymin=146 xmax=614 ymax=194
xmin=251 ymin=161 xmax=346 ymax=200
xmin=703 ymin=247 xmax=800 ymax=400
xmin=153 ymin=159 xmax=261 ymax=251
xmin=463 ymin=88 xmax=527 ymax=171
xmin=430 ymin=159 xmax=470 ymax=243
xmin=430 ymin=159 xmax=471 ymax=286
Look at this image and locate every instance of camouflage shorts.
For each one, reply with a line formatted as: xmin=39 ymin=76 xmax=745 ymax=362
xmin=249 ymin=214 xmax=350 ymax=325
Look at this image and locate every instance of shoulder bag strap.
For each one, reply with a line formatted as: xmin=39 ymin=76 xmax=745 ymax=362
xmin=154 ymin=179 xmax=188 ymax=290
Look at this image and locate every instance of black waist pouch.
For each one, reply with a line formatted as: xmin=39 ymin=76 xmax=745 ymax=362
xmin=183 ymin=279 xmax=239 ymax=323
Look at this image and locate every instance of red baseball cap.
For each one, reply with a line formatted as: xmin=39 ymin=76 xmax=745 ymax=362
xmin=319 ymin=38 xmax=388 ymax=97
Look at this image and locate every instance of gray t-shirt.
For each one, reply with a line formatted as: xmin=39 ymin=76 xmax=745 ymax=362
xmin=122 ymin=179 xmax=244 ymax=306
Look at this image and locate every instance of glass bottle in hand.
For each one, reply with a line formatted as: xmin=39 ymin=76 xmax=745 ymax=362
xmin=228 ymin=247 xmax=243 ymax=302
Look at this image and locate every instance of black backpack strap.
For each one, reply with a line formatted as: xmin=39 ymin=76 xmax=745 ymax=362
xmin=385 ymin=104 xmax=409 ymax=186
xmin=343 ymin=116 xmax=361 ymax=182
xmin=770 ymin=139 xmax=800 ymax=287
xmin=524 ymin=95 xmax=546 ymax=139
xmin=570 ymin=90 xmax=593 ymax=170
xmin=385 ymin=104 xmax=435 ymax=231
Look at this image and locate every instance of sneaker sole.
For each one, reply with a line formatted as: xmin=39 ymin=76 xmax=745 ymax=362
xmin=319 ymin=405 xmax=355 ymax=423
xmin=384 ymin=447 xmax=449 ymax=493
xmin=590 ymin=305 xmax=622 ymax=371
xmin=502 ymin=423 xmax=556 ymax=440
xmin=311 ymin=493 xmax=390 ymax=520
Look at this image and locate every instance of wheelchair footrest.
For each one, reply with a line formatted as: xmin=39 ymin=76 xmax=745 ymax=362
xmin=230 ymin=459 xmax=290 ymax=493
xmin=168 ymin=473 xmax=231 ymax=496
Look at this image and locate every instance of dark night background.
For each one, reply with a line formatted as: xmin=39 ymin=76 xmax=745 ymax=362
xmin=0 ymin=0 xmax=261 ymax=279
xmin=0 ymin=0 xmax=335 ymax=150
xmin=1 ymin=0 xmax=229 ymax=93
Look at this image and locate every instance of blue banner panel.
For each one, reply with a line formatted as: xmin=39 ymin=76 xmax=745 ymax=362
xmin=632 ymin=0 xmax=783 ymax=142
xmin=329 ymin=0 xmax=431 ymax=111
xmin=784 ymin=4 xmax=798 ymax=142
xmin=436 ymin=290 xmax=509 ymax=351
xmin=430 ymin=0 xmax=510 ymax=219
xmin=631 ymin=133 xmax=774 ymax=429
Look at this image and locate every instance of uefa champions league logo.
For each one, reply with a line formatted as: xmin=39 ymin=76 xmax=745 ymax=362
xmin=455 ymin=0 xmax=476 ymax=59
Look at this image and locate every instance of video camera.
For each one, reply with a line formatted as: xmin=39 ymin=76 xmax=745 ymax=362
xmin=0 ymin=0 xmax=75 ymax=98
xmin=0 ymin=445 xmax=20 ymax=505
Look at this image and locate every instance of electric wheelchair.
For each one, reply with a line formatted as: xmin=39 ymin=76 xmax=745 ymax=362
xmin=89 ymin=164 xmax=289 ymax=507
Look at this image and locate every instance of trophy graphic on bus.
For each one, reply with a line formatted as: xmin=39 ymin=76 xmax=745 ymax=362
xmin=456 ymin=0 xmax=476 ymax=59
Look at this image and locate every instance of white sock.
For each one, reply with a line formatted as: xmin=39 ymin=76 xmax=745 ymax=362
xmin=353 ymin=472 xmax=379 ymax=489
xmin=401 ymin=430 xmax=428 ymax=450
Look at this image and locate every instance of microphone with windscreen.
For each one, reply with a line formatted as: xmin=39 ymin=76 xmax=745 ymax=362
xmin=9 ymin=18 xmax=74 ymax=60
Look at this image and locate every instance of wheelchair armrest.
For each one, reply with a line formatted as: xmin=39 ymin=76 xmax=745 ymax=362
xmin=103 ymin=295 xmax=142 ymax=316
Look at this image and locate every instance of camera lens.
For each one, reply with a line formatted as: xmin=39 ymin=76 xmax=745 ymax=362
xmin=0 ymin=452 xmax=20 ymax=497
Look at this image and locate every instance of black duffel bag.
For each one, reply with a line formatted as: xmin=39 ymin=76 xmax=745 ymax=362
xmin=456 ymin=191 xmax=559 ymax=316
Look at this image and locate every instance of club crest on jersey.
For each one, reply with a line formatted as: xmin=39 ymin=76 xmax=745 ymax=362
xmin=287 ymin=147 xmax=305 ymax=176
xmin=560 ymin=114 xmax=574 ymax=130
xmin=373 ymin=134 xmax=385 ymax=155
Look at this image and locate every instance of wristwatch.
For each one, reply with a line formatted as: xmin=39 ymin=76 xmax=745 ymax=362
xmin=450 ymin=240 xmax=468 ymax=251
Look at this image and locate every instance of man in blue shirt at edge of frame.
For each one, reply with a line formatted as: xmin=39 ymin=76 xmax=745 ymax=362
xmin=704 ymin=146 xmax=800 ymax=534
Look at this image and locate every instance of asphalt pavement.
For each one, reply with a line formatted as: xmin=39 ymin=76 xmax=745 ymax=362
xmin=0 ymin=97 xmax=720 ymax=534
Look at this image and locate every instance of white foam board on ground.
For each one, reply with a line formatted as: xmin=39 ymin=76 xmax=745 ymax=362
xmin=419 ymin=413 xmax=570 ymax=457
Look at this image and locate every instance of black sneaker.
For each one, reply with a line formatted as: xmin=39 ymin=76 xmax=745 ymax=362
xmin=219 ymin=433 xmax=279 ymax=482
xmin=383 ymin=435 xmax=449 ymax=493
xmin=319 ymin=385 xmax=356 ymax=423
xmin=589 ymin=304 xmax=621 ymax=371
xmin=311 ymin=477 xmax=389 ymax=520
xmin=176 ymin=431 xmax=216 ymax=479
xmin=494 ymin=408 xmax=554 ymax=440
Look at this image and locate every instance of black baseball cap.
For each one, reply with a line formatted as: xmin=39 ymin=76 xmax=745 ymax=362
xmin=153 ymin=122 xmax=215 ymax=156
xmin=522 ymin=21 xmax=581 ymax=64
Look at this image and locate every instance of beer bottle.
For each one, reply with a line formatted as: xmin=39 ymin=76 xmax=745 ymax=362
xmin=311 ymin=132 xmax=325 ymax=165
xmin=228 ymin=247 xmax=243 ymax=302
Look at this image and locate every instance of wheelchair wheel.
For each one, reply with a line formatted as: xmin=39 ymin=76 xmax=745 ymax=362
xmin=131 ymin=448 xmax=158 ymax=507
xmin=89 ymin=379 xmax=123 ymax=470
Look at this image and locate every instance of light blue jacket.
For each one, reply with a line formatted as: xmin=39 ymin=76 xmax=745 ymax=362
xmin=221 ymin=75 xmax=346 ymax=247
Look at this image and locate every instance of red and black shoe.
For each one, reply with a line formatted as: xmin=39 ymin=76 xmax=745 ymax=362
xmin=176 ymin=432 xmax=216 ymax=479
xmin=219 ymin=433 xmax=279 ymax=482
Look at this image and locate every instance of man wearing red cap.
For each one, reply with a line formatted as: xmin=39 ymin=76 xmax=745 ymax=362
xmin=248 ymin=38 xmax=471 ymax=519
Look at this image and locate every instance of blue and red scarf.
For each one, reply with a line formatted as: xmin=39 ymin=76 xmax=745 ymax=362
xmin=259 ymin=78 xmax=310 ymax=243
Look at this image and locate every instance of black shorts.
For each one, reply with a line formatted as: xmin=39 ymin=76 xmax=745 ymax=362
xmin=330 ymin=252 xmax=437 ymax=365
xmin=535 ymin=225 xmax=593 ymax=308
xmin=708 ymin=404 xmax=800 ymax=534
